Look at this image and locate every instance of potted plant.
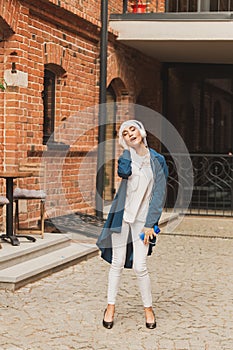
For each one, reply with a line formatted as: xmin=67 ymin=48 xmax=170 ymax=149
xmin=131 ymin=0 xmax=147 ymax=13
xmin=0 ymin=79 xmax=6 ymax=91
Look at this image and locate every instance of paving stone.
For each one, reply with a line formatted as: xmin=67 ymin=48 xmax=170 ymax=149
xmin=0 ymin=217 xmax=233 ymax=350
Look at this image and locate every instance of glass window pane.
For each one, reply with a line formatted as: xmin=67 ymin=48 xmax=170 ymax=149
xmin=43 ymin=69 xmax=55 ymax=145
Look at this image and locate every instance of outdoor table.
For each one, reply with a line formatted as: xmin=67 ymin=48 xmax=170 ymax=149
xmin=0 ymin=171 xmax=36 ymax=246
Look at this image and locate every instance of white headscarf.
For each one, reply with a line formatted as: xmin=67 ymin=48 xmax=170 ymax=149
xmin=119 ymin=119 xmax=148 ymax=149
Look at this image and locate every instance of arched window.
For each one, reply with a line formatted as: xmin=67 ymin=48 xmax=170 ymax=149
xmin=42 ymin=69 xmax=55 ymax=144
xmin=103 ymin=86 xmax=117 ymax=202
xmin=42 ymin=64 xmax=66 ymax=145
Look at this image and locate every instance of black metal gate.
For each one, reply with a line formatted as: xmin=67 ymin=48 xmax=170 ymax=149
xmin=165 ymin=153 xmax=233 ymax=216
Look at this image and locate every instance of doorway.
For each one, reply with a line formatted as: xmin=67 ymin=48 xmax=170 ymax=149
xmin=163 ymin=63 xmax=233 ymax=214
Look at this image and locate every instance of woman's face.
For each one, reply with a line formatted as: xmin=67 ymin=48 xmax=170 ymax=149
xmin=122 ymin=125 xmax=143 ymax=148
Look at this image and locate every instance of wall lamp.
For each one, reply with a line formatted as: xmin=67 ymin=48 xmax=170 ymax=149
xmin=11 ymin=62 xmax=17 ymax=74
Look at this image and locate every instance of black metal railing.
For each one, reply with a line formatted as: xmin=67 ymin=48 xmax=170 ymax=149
xmin=164 ymin=153 xmax=233 ymax=216
xmin=122 ymin=0 xmax=233 ymax=14
xmin=165 ymin=0 xmax=233 ymax=12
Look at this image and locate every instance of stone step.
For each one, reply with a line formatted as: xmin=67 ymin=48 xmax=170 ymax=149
xmin=0 ymin=242 xmax=98 ymax=291
xmin=0 ymin=234 xmax=71 ymax=270
xmin=0 ymin=211 xmax=178 ymax=291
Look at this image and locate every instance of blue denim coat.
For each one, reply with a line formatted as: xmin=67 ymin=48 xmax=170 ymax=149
xmin=96 ymin=148 xmax=168 ymax=268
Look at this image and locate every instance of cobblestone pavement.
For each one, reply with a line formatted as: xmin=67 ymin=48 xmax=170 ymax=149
xmin=0 ymin=216 xmax=233 ymax=350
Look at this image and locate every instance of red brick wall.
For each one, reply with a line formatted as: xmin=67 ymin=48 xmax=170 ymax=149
xmin=0 ymin=0 xmax=21 ymax=33
xmin=0 ymin=0 xmax=162 ymax=230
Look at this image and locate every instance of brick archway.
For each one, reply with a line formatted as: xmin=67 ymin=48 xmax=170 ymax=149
xmin=108 ymin=77 xmax=128 ymax=101
xmin=107 ymin=53 xmax=134 ymax=102
xmin=44 ymin=42 xmax=70 ymax=72
xmin=0 ymin=0 xmax=20 ymax=39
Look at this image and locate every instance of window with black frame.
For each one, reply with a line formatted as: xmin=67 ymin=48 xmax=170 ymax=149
xmin=210 ymin=0 xmax=233 ymax=11
xmin=167 ymin=0 xmax=197 ymax=12
xmin=42 ymin=68 xmax=55 ymax=145
xmin=164 ymin=64 xmax=233 ymax=154
xmin=166 ymin=0 xmax=233 ymax=12
xmin=103 ymin=86 xmax=117 ymax=202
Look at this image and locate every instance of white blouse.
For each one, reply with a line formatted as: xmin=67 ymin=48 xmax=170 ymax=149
xmin=123 ymin=148 xmax=154 ymax=223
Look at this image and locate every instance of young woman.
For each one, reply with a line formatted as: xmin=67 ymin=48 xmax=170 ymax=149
xmin=97 ymin=120 xmax=168 ymax=329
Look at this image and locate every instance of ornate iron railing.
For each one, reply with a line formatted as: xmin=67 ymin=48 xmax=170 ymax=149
xmin=164 ymin=153 xmax=233 ymax=216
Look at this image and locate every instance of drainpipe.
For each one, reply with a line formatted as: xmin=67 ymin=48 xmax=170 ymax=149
xmin=96 ymin=0 xmax=108 ymax=218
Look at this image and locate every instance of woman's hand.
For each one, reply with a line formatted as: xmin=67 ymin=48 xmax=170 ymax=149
xmin=143 ymin=227 xmax=156 ymax=245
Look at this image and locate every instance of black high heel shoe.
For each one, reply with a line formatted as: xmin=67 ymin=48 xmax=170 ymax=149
xmin=103 ymin=309 xmax=114 ymax=329
xmin=145 ymin=309 xmax=156 ymax=329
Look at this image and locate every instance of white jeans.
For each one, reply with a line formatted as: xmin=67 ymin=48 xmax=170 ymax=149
xmin=107 ymin=220 xmax=152 ymax=307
